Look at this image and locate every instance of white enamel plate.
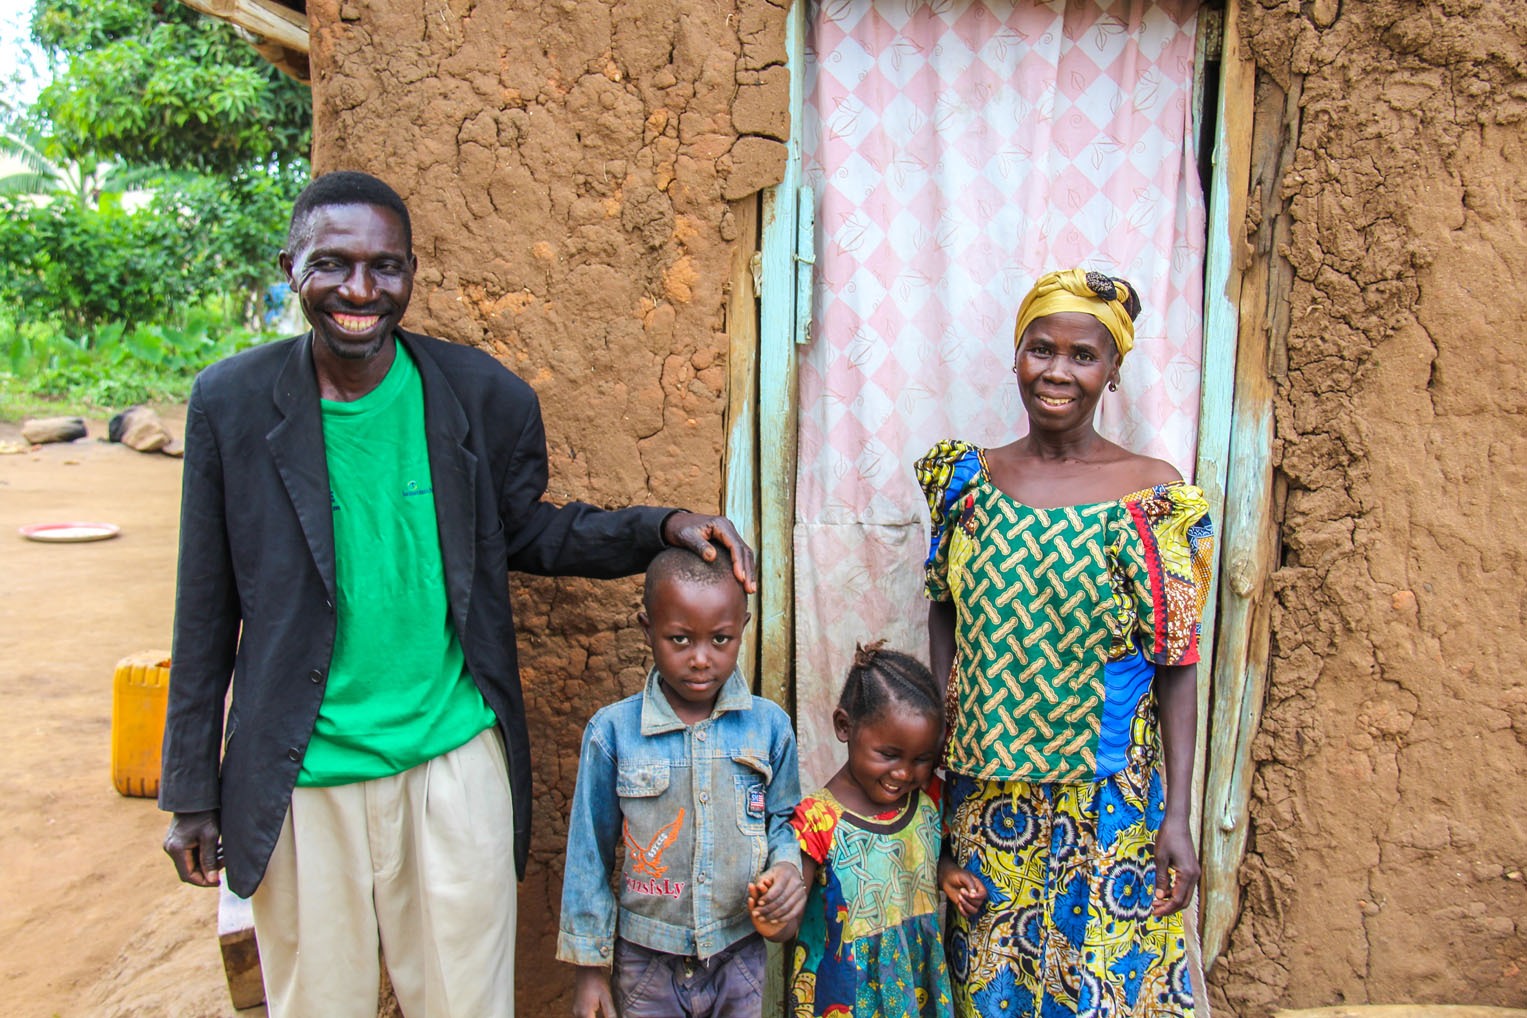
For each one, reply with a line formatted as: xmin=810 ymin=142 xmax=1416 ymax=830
xmin=18 ymin=522 xmax=121 ymax=543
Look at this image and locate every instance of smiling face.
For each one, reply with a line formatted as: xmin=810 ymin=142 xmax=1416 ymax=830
xmin=834 ymin=706 xmax=942 ymax=809
xmin=639 ymin=575 xmax=750 ymax=723
xmin=280 ymin=203 xmax=416 ymax=363
xmin=1014 ymin=310 xmax=1121 ymax=432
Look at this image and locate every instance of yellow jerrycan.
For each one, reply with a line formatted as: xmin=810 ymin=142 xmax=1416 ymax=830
xmin=111 ymin=651 xmax=171 ymax=798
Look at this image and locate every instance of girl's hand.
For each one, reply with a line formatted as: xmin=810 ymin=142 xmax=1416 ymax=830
xmin=748 ymin=863 xmax=806 ymax=940
xmin=938 ymin=854 xmax=988 ymax=918
xmin=747 ymin=873 xmax=789 ymax=938
xmin=1151 ymin=819 xmax=1200 ymax=917
xmin=572 ymin=965 xmax=617 ymax=1018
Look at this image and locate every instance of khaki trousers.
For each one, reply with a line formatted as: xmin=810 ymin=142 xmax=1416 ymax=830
xmin=250 ymin=727 xmax=516 ymax=1018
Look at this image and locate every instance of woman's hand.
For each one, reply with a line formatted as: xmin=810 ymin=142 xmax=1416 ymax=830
xmin=748 ymin=862 xmax=807 ymax=941
xmin=1152 ymin=662 xmax=1199 ymax=918
xmin=572 ymin=965 xmax=617 ymax=1018
xmin=939 ymin=853 xmax=988 ymax=918
xmin=1151 ymin=819 xmax=1200 ymax=917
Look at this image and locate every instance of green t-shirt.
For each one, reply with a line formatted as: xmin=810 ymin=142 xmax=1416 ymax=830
xmin=299 ymin=341 xmax=496 ymax=786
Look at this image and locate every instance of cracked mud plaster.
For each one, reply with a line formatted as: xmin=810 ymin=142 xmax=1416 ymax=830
xmin=307 ymin=0 xmax=788 ymax=1010
xmin=1211 ymin=2 xmax=1527 ymax=1014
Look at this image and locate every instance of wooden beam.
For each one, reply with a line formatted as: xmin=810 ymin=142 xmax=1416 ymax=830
xmin=756 ymin=0 xmax=805 ymax=716
xmin=756 ymin=7 xmax=807 ymax=1016
xmin=178 ymin=0 xmax=309 ymax=55
xmin=1200 ymin=22 xmax=1298 ymax=969
xmin=246 ymin=38 xmax=311 ymax=84
xmin=723 ymin=194 xmax=763 ymax=687
xmin=1191 ymin=0 xmax=1253 ymax=851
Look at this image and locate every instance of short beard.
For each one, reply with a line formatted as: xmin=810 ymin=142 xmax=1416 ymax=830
xmin=318 ymin=328 xmax=389 ymax=361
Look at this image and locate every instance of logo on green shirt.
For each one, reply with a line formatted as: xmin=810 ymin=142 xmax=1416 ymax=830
xmin=402 ymin=479 xmax=433 ymax=497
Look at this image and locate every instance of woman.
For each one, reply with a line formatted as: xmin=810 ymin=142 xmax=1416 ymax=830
xmin=918 ymin=269 xmax=1213 ymax=1018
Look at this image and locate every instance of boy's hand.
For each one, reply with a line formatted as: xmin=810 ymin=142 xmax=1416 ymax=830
xmin=747 ymin=862 xmax=805 ymax=940
xmin=747 ymin=873 xmax=787 ymax=939
xmin=572 ymin=965 xmax=617 ymax=1018
xmin=1151 ymin=819 xmax=1200 ymax=917
xmin=938 ymin=854 xmax=988 ymax=918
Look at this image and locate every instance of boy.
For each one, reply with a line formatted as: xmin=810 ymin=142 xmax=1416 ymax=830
xmin=558 ymin=545 xmax=805 ymax=1018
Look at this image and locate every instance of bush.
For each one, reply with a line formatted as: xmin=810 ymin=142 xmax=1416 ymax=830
xmin=0 ymin=192 xmax=192 ymax=331
xmin=1 ymin=303 xmax=275 ymax=414
xmin=0 ymin=164 xmax=301 ymax=334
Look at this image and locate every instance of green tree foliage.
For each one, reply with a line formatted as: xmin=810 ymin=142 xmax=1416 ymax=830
xmin=31 ymin=0 xmax=310 ymax=175
xmin=0 ymin=0 xmax=313 ymax=343
xmin=0 ymin=193 xmax=182 ymax=329
xmin=0 ymin=165 xmax=301 ymax=331
xmin=0 ymin=98 xmax=129 ymax=207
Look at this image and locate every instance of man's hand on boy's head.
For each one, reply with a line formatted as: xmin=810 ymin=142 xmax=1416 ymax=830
xmin=571 ymin=965 xmax=616 ymax=1018
xmin=660 ymin=512 xmax=758 ymax=592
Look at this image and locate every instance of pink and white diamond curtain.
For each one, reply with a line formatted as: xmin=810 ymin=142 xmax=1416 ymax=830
xmin=794 ymin=0 xmax=1207 ymax=784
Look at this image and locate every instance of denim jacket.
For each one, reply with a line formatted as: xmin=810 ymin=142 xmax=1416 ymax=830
xmin=557 ymin=668 xmax=801 ymax=964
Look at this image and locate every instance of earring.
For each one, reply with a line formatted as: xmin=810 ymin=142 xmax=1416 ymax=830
xmin=1108 ymin=380 xmax=1119 ymax=392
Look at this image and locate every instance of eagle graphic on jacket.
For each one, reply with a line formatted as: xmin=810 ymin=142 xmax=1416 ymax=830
xmin=623 ymin=809 xmax=686 ymax=879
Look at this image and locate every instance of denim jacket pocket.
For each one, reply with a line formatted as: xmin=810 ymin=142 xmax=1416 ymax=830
xmin=616 ymin=762 xmax=671 ymax=798
xmin=731 ymin=754 xmax=772 ymax=837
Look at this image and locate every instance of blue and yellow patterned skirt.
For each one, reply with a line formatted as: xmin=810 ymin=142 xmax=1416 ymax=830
xmin=943 ymin=762 xmax=1196 ymax=1018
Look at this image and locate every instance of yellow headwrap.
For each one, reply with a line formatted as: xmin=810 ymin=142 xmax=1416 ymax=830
xmin=1012 ymin=269 xmax=1136 ymax=360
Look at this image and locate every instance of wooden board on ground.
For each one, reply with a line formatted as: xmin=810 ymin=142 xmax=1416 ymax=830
xmin=217 ymin=883 xmax=264 ymax=1010
xmin=1275 ymin=1008 xmax=1527 ymax=1018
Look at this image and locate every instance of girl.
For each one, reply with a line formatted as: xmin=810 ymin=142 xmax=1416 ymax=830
xmin=748 ymin=642 xmax=981 ymax=1017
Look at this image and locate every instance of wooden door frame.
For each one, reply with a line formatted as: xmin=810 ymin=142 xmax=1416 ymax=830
xmin=1193 ymin=0 xmax=1283 ymax=971
xmin=724 ymin=0 xmax=1278 ymax=986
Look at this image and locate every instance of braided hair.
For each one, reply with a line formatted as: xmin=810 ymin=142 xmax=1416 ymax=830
xmin=836 ymin=640 xmax=942 ymax=728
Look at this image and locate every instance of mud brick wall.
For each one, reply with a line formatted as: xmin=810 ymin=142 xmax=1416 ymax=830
xmin=305 ymin=1 xmax=788 ymax=1009
xmin=1213 ymin=0 xmax=1527 ymax=1012
xmin=299 ymin=0 xmax=1527 ymax=1012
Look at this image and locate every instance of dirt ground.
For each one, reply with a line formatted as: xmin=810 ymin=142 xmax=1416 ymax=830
xmin=0 ymin=407 xmax=262 ymax=1018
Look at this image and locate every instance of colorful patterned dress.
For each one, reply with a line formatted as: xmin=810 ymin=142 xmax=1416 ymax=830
xmin=915 ymin=440 xmax=1214 ymax=1018
xmin=788 ymin=786 xmax=953 ymax=1018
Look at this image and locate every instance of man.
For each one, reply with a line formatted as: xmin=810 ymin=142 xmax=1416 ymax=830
xmin=159 ymin=171 xmax=755 ymax=1018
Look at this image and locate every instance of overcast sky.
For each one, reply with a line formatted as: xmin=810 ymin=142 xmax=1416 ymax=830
xmin=1 ymin=0 xmax=45 ymax=107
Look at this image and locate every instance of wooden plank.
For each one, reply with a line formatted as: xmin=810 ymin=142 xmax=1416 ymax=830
xmin=757 ymin=6 xmax=807 ymax=1016
xmin=756 ymin=0 xmax=805 ymax=716
xmin=178 ymin=0 xmax=309 ymax=54
xmin=217 ymin=883 xmax=265 ymax=1010
xmin=1275 ymin=1009 xmax=1527 ymax=1018
xmin=723 ymin=194 xmax=763 ymax=686
xmin=793 ymin=185 xmax=816 ymax=346
xmin=1200 ymin=43 xmax=1299 ymax=968
xmin=1190 ymin=0 xmax=1253 ymax=850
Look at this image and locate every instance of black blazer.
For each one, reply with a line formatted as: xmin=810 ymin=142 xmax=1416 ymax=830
xmin=159 ymin=330 xmax=671 ymax=896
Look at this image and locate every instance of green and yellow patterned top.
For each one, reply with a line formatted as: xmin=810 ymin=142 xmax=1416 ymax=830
xmin=916 ymin=439 xmax=1214 ymax=784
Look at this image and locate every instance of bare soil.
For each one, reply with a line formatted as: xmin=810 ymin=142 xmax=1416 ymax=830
xmin=0 ymin=408 xmax=262 ymax=1018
